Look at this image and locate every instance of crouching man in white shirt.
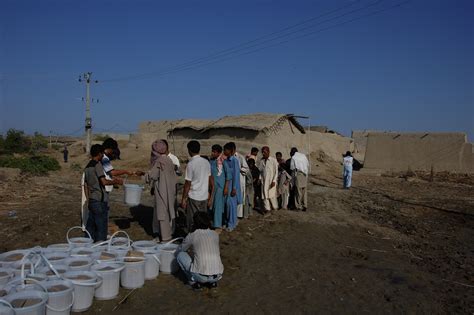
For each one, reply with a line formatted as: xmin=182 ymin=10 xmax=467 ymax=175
xmin=177 ymin=212 xmax=224 ymax=290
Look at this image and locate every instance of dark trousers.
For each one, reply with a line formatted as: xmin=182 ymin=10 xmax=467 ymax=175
xmin=186 ymin=198 xmax=207 ymax=232
xmin=86 ymin=200 xmax=109 ymax=242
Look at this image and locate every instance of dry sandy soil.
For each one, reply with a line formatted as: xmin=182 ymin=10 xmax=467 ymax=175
xmin=0 ymin=148 xmax=473 ymax=314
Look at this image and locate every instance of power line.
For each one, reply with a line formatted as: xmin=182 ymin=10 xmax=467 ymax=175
xmin=102 ymin=0 xmax=404 ymax=83
xmin=103 ymin=0 xmax=410 ymax=82
xmin=102 ymin=0 xmax=365 ymax=82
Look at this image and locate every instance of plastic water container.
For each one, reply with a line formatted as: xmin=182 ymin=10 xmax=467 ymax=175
xmin=63 ymin=271 xmax=102 ymax=313
xmin=0 ymin=250 xmax=28 ymax=268
xmin=132 ymin=240 xmax=158 ymax=251
xmin=91 ymin=263 xmax=125 ymax=300
xmin=0 ymin=268 xmax=14 ymax=286
xmin=0 ymin=300 xmax=14 ymax=315
xmin=120 ymin=256 xmax=146 ymax=289
xmin=140 ymin=249 xmax=161 ymax=280
xmin=157 ymin=238 xmax=182 ymax=274
xmin=3 ymin=289 xmax=48 ymax=315
xmin=43 ymin=279 xmax=74 ymax=315
xmin=66 ymin=227 xmax=93 ymax=249
xmin=3 ymin=279 xmax=48 ymax=315
xmin=123 ymin=184 xmax=143 ymax=206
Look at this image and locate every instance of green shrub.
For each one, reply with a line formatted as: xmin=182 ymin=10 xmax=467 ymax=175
xmin=3 ymin=129 xmax=31 ymax=154
xmin=30 ymin=132 xmax=49 ymax=152
xmin=0 ymin=155 xmax=60 ymax=175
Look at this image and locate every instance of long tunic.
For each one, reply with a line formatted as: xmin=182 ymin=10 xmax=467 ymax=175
xmin=259 ymin=156 xmax=279 ymax=200
xmin=210 ymin=159 xmax=227 ymax=228
xmin=146 ymin=155 xmax=177 ymax=239
xmin=235 ymin=152 xmax=248 ymax=218
xmin=225 ymin=156 xmax=240 ymax=230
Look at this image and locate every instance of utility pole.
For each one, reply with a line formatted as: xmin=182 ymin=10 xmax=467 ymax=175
xmin=78 ymin=72 xmax=99 ymax=154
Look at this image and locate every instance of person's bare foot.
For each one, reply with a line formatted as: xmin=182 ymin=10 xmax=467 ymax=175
xmin=214 ymin=228 xmax=223 ymax=234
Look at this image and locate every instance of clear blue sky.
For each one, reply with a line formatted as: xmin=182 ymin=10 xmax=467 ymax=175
xmin=1 ymin=0 xmax=473 ymax=140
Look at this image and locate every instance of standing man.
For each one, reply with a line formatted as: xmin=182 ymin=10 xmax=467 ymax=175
xmin=223 ymin=142 xmax=240 ymax=231
xmin=84 ymin=144 xmax=123 ymax=242
xmin=63 ymin=145 xmax=69 ymax=163
xmin=342 ymin=151 xmax=353 ymax=189
xmin=259 ymin=146 xmax=279 ymax=214
xmin=290 ymin=147 xmax=309 ymax=211
xmin=181 ymin=140 xmax=214 ymax=233
xmin=146 ymin=140 xmax=177 ymax=242
xmin=209 ymin=144 xmax=227 ymax=232
xmin=230 ymin=142 xmax=249 ymax=219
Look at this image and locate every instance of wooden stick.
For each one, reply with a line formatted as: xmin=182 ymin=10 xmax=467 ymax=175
xmin=442 ymin=279 xmax=474 ymax=288
xmin=112 ymin=288 xmax=137 ymax=311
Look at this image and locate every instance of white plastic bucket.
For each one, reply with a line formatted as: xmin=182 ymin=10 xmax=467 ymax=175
xmin=132 ymin=240 xmax=157 ymax=251
xmin=64 ymin=257 xmax=92 ymax=272
xmin=123 ymin=184 xmax=143 ymax=206
xmin=42 ymin=253 xmax=69 ymax=267
xmin=140 ymin=249 xmax=161 ymax=280
xmin=0 ymin=268 xmax=13 ymax=286
xmin=63 ymin=271 xmax=102 ymax=313
xmin=70 ymin=247 xmax=97 ymax=259
xmin=91 ymin=263 xmax=125 ymax=300
xmin=108 ymin=231 xmax=132 ymax=259
xmin=3 ymin=279 xmax=48 ymax=315
xmin=38 ymin=265 xmax=68 ymax=281
xmin=0 ymin=250 xmax=28 ymax=268
xmin=95 ymin=251 xmax=118 ymax=264
xmin=43 ymin=280 xmax=74 ymax=315
xmin=43 ymin=245 xmax=70 ymax=255
xmin=158 ymin=238 xmax=182 ymax=274
xmin=66 ymin=227 xmax=93 ymax=249
xmin=120 ymin=257 xmax=146 ymax=289
xmin=0 ymin=299 xmax=14 ymax=315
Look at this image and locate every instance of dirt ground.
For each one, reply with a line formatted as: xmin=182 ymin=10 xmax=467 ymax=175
xmin=0 ymin=149 xmax=473 ymax=314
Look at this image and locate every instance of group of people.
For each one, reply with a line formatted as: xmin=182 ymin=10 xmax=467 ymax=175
xmin=82 ymin=137 xmax=311 ymax=290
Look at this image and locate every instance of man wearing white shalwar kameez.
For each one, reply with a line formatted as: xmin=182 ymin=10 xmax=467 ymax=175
xmin=259 ymin=146 xmax=279 ymax=212
xmin=235 ymin=151 xmax=249 ymax=218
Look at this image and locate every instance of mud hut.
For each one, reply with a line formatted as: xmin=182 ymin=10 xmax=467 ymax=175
xmin=167 ymin=113 xmax=308 ymax=159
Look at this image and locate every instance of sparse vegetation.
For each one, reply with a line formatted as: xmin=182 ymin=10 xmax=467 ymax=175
xmin=0 ymin=129 xmax=60 ymax=175
xmin=0 ymin=155 xmax=60 ymax=175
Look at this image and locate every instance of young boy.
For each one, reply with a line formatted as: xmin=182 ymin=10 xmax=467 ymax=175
xmin=84 ymin=144 xmax=123 ymax=242
xmin=247 ymin=158 xmax=261 ymax=211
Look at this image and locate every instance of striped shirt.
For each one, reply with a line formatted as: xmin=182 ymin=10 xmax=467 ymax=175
xmin=180 ymin=229 xmax=224 ymax=276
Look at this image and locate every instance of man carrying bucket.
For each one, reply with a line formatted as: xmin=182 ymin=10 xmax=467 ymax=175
xmin=84 ymin=144 xmax=124 ymax=242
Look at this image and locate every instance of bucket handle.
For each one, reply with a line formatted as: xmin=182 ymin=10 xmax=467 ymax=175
xmin=108 ymin=230 xmax=132 ymax=251
xmin=20 ymin=259 xmax=34 ymax=280
xmin=70 ymin=275 xmax=103 ymax=288
xmin=40 ymin=254 xmax=62 ymax=279
xmin=96 ymin=262 xmax=126 ymax=273
xmin=0 ymin=299 xmax=13 ymax=311
xmin=67 ymin=226 xmax=92 ymax=244
xmin=46 ymin=291 xmax=75 ymax=313
xmin=14 ymin=277 xmax=48 ymax=293
xmin=91 ymin=240 xmax=109 ymax=249
xmin=160 ymin=237 xmax=183 ymax=247
xmin=152 ymin=254 xmax=161 ymax=265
